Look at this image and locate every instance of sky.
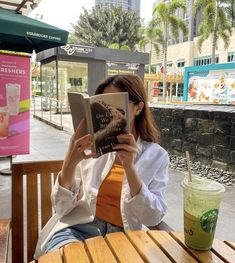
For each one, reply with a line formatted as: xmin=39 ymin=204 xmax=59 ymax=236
xmin=29 ymin=0 xmax=156 ymax=31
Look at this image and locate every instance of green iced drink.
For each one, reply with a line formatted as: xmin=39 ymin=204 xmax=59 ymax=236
xmin=182 ymin=176 xmax=225 ymax=250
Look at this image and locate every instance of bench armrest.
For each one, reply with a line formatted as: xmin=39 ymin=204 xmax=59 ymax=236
xmin=0 ymin=219 xmax=11 ymax=263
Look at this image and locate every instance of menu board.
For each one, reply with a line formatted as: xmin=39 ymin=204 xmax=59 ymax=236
xmin=0 ymin=53 xmax=30 ymax=156
xmin=185 ymin=65 xmax=235 ymax=105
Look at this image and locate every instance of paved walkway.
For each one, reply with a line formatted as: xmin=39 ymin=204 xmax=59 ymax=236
xmin=0 ymin=114 xmax=234 ymax=244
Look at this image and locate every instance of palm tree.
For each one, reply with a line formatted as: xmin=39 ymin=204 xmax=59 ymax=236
xmin=138 ymin=23 xmax=163 ymax=74
xmin=153 ymin=0 xmax=187 ymax=101
xmin=194 ymin=0 xmax=232 ymax=64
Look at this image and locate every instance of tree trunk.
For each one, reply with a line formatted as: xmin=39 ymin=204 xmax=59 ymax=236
xmin=162 ymin=31 xmax=168 ymax=101
xmin=188 ymin=0 xmax=195 ymax=41
xmin=211 ymin=2 xmax=218 ymax=64
xmin=149 ymin=42 xmax=153 ymax=74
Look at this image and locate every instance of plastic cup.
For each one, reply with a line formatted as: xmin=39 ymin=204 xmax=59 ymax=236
xmin=181 ymin=176 xmax=225 ymax=250
xmin=0 ymin=107 xmax=9 ymax=139
xmin=6 ymin=83 xmax=21 ymax=116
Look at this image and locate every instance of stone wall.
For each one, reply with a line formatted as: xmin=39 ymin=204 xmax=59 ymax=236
xmin=152 ymin=105 xmax=235 ymax=171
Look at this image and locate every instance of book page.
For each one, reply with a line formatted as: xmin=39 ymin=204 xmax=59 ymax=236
xmin=67 ymin=92 xmax=90 ymax=136
xmin=89 ymin=92 xmax=130 ymax=157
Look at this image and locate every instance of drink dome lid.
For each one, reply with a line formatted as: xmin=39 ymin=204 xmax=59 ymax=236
xmin=181 ymin=176 xmax=225 ymax=194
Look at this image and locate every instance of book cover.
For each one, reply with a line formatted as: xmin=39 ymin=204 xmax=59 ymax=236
xmin=68 ymin=92 xmax=130 ymax=157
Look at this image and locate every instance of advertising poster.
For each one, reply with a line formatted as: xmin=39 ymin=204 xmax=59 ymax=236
xmin=184 ymin=64 xmax=235 ymax=105
xmin=0 ymin=53 xmax=30 ymax=156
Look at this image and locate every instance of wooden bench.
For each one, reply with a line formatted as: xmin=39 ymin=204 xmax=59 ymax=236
xmin=0 ymin=219 xmax=11 ymax=263
xmin=1 ymin=160 xmax=172 ymax=263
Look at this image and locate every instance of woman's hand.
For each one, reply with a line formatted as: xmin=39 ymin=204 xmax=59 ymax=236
xmin=60 ymin=119 xmax=95 ymax=189
xmin=112 ymin=133 xmax=138 ymax=170
xmin=113 ymin=133 xmax=141 ymax=196
xmin=66 ymin=119 xmax=94 ymax=165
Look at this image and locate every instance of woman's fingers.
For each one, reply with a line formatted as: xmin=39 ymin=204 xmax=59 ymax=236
xmin=74 ymin=118 xmax=86 ymax=140
xmin=74 ymin=134 xmax=92 ymax=147
xmin=116 ymin=133 xmax=136 ymax=146
xmin=114 ymin=133 xmax=137 ymax=152
xmin=112 ymin=143 xmax=137 ymax=153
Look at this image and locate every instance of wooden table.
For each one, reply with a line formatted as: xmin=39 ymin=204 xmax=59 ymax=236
xmin=32 ymin=230 xmax=235 ymax=263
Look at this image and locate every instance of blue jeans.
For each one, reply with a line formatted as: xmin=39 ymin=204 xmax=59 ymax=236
xmin=45 ymin=217 xmax=124 ymax=253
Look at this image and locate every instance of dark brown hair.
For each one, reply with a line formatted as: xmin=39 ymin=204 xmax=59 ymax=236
xmin=95 ymin=74 xmax=160 ymax=143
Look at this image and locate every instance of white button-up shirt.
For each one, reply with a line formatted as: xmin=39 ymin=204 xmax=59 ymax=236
xmin=35 ymin=138 xmax=169 ymax=259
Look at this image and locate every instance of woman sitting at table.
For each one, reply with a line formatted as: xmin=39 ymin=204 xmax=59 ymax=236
xmin=34 ymin=74 xmax=169 ymax=259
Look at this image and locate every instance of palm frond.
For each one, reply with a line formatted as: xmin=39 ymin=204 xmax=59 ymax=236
xmin=169 ymin=0 xmax=187 ymax=14
xmin=193 ymin=0 xmax=212 ymax=15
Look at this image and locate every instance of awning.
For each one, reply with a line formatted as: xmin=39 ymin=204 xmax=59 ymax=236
xmin=0 ymin=7 xmax=69 ymax=53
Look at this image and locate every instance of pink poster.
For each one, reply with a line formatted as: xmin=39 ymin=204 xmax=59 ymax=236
xmin=0 ymin=53 xmax=30 ymax=156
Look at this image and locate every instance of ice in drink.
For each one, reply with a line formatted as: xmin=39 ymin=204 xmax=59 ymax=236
xmin=6 ymin=83 xmax=21 ymax=116
xmin=182 ymin=176 xmax=225 ymax=250
xmin=0 ymin=107 xmax=9 ymax=139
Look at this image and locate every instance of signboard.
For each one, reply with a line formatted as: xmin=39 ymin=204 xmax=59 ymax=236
xmin=59 ymin=44 xmax=95 ymax=57
xmin=183 ymin=63 xmax=235 ymax=104
xmin=0 ymin=54 xmax=30 ymax=155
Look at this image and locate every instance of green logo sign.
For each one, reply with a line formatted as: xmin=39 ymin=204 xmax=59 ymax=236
xmin=200 ymin=209 xmax=218 ymax=233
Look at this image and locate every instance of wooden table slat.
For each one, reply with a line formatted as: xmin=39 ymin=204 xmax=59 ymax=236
xmin=85 ymin=236 xmax=117 ymax=263
xmin=212 ymin=239 xmax=235 ymax=263
xmin=63 ymin=242 xmax=90 ymax=263
xmin=38 ymin=249 xmax=63 ymax=263
xmin=224 ymin=241 xmax=235 ymax=250
xmin=126 ymin=230 xmax=172 ymax=263
xmin=105 ymin=232 xmax=145 ymax=263
xmin=148 ymin=230 xmax=198 ymax=263
xmin=170 ymin=232 xmax=224 ymax=263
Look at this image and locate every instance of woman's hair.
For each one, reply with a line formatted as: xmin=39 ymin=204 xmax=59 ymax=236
xmin=95 ymin=74 xmax=160 ymax=143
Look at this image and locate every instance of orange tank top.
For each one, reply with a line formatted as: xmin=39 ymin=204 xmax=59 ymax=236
xmin=96 ymin=164 xmax=124 ymax=227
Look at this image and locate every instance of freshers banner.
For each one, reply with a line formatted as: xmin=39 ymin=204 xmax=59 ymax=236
xmin=0 ymin=54 xmax=30 ymax=155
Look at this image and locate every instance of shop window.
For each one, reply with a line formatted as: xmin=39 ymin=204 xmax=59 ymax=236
xmin=227 ymin=52 xmax=235 ymax=62
xmin=41 ymin=61 xmax=57 ymax=99
xmin=177 ymin=60 xmax=185 ymax=67
xmin=193 ymin=55 xmax=219 ymax=66
xmin=58 ymin=61 xmax=88 ymax=106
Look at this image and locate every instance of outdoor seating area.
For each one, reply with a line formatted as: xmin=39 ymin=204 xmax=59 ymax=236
xmin=1 ymin=159 xmax=235 ymax=262
xmin=0 ymin=160 xmax=173 ymax=263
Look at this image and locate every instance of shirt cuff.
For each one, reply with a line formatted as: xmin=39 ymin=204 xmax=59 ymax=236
xmin=54 ymin=172 xmax=80 ymax=196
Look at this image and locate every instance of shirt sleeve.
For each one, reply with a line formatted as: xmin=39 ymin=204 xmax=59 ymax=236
xmin=51 ymin=165 xmax=84 ymax=216
xmin=124 ymin=150 xmax=169 ymax=227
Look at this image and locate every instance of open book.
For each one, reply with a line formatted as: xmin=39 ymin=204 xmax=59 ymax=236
xmin=68 ymin=92 xmax=130 ymax=157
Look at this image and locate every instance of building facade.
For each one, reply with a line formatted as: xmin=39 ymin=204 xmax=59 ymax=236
xmin=151 ymin=29 xmax=235 ymax=70
xmin=95 ymin=0 xmax=141 ymax=16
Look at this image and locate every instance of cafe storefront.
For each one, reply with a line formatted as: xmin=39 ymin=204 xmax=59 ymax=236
xmin=36 ymin=44 xmax=148 ymax=110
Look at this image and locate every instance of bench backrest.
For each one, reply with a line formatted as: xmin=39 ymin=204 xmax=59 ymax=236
xmin=12 ymin=160 xmax=63 ymax=263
